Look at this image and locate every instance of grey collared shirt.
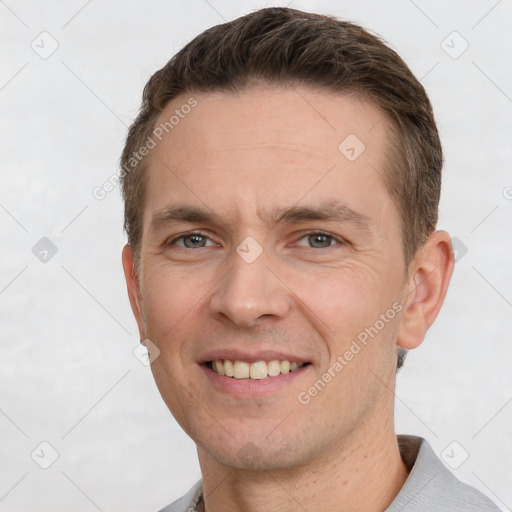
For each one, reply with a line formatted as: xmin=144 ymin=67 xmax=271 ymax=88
xmin=159 ymin=435 xmax=499 ymax=511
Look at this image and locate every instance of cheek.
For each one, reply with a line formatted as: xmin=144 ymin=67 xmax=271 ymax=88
xmin=139 ymin=267 xmax=204 ymax=360
xmin=140 ymin=269 xmax=208 ymax=430
xmin=286 ymin=261 xmax=403 ymax=384
xmin=142 ymin=265 xmax=197 ymax=320
xmin=290 ymin=262 xmax=390 ymax=332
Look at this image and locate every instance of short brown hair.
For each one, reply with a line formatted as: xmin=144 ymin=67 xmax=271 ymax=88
xmin=120 ymin=7 xmax=442 ymax=270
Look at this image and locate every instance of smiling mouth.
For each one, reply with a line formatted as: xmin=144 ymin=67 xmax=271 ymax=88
xmin=206 ymin=359 xmax=310 ymax=380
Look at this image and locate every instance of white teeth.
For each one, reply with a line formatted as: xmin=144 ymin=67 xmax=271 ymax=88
xmin=213 ymin=360 xmax=225 ymax=376
xmin=234 ymin=361 xmax=250 ymax=379
xmin=210 ymin=359 xmax=306 ymax=379
xmin=280 ymin=360 xmax=291 ymax=374
xmin=267 ymin=360 xmax=281 ymax=377
xmin=250 ymin=361 xmax=268 ymax=380
xmin=224 ymin=359 xmax=234 ymax=377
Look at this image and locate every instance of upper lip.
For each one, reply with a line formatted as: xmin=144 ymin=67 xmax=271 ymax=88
xmin=199 ymin=349 xmax=312 ymax=364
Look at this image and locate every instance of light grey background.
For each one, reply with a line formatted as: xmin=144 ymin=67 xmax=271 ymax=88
xmin=1 ymin=0 xmax=511 ymax=510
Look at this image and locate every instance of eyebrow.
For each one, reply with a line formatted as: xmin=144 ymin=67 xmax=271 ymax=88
xmin=269 ymin=202 xmax=371 ymax=230
xmin=150 ymin=201 xmax=371 ymax=232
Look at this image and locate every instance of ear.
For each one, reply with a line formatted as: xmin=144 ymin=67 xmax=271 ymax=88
xmin=122 ymin=244 xmax=146 ymax=340
xmin=397 ymin=230 xmax=455 ymax=350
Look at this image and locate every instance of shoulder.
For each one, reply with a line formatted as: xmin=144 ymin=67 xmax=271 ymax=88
xmin=157 ymin=480 xmax=203 ymax=512
xmin=386 ymin=435 xmax=500 ymax=512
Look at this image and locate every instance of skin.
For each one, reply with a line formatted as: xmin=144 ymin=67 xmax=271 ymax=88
xmin=122 ymin=86 xmax=454 ymax=511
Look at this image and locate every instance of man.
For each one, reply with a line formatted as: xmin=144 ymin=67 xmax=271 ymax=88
xmin=120 ymin=7 xmax=499 ymax=512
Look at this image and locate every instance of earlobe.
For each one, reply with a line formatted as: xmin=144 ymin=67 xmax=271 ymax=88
xmin=397 ymin=231 xmax=455 ymax=350
xmin=122 ymin=244 xmax=146 ymax=339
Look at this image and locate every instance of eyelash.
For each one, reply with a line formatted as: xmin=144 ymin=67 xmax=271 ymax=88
xmin=166 ymin=230 xmax=345 ymax=249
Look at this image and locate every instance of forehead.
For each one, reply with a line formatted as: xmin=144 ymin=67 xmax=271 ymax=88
xmin=144 ymin=86 xmax=396 ymax=229
xmin=152 ymin=86 xmax=389 ymax=162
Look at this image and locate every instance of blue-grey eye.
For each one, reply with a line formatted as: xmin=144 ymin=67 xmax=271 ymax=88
xmin=182 ymin=234 xmax=208 ymax=248
xmin=295 ymin=232 xmax=337 ymax=249
xmin=308 ymin=233 xmax=333 ymax=248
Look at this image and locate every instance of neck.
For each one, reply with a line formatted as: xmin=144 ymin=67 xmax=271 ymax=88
xmin=197 ymin=420 xmax=408 ymax=512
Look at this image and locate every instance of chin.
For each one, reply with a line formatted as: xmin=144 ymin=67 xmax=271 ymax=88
xmin=197 ymin=432 xmax=312 ymax=472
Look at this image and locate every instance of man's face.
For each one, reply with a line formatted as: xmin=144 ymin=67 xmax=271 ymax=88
xmin=126 ymin=86 xmax=410 ymax=470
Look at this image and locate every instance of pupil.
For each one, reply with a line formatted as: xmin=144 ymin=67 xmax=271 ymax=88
xmin=310 ymin=234 xmax=330 ymax=248
xmin=185 ymin=235 xmax=205 ymax=248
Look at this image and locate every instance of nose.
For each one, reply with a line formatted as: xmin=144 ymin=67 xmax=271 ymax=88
xmin=209 ymin=244 xmax=291 ymax=328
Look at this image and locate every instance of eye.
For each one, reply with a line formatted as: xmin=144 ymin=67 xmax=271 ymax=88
xmin=294 ymin=231 xmax=342 ymax=249
xmin=168 ymin=232 xmax=216 ymax=249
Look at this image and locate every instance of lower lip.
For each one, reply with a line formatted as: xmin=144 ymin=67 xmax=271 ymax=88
xmin=200 ymin=364 xmax=311 ymax=397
